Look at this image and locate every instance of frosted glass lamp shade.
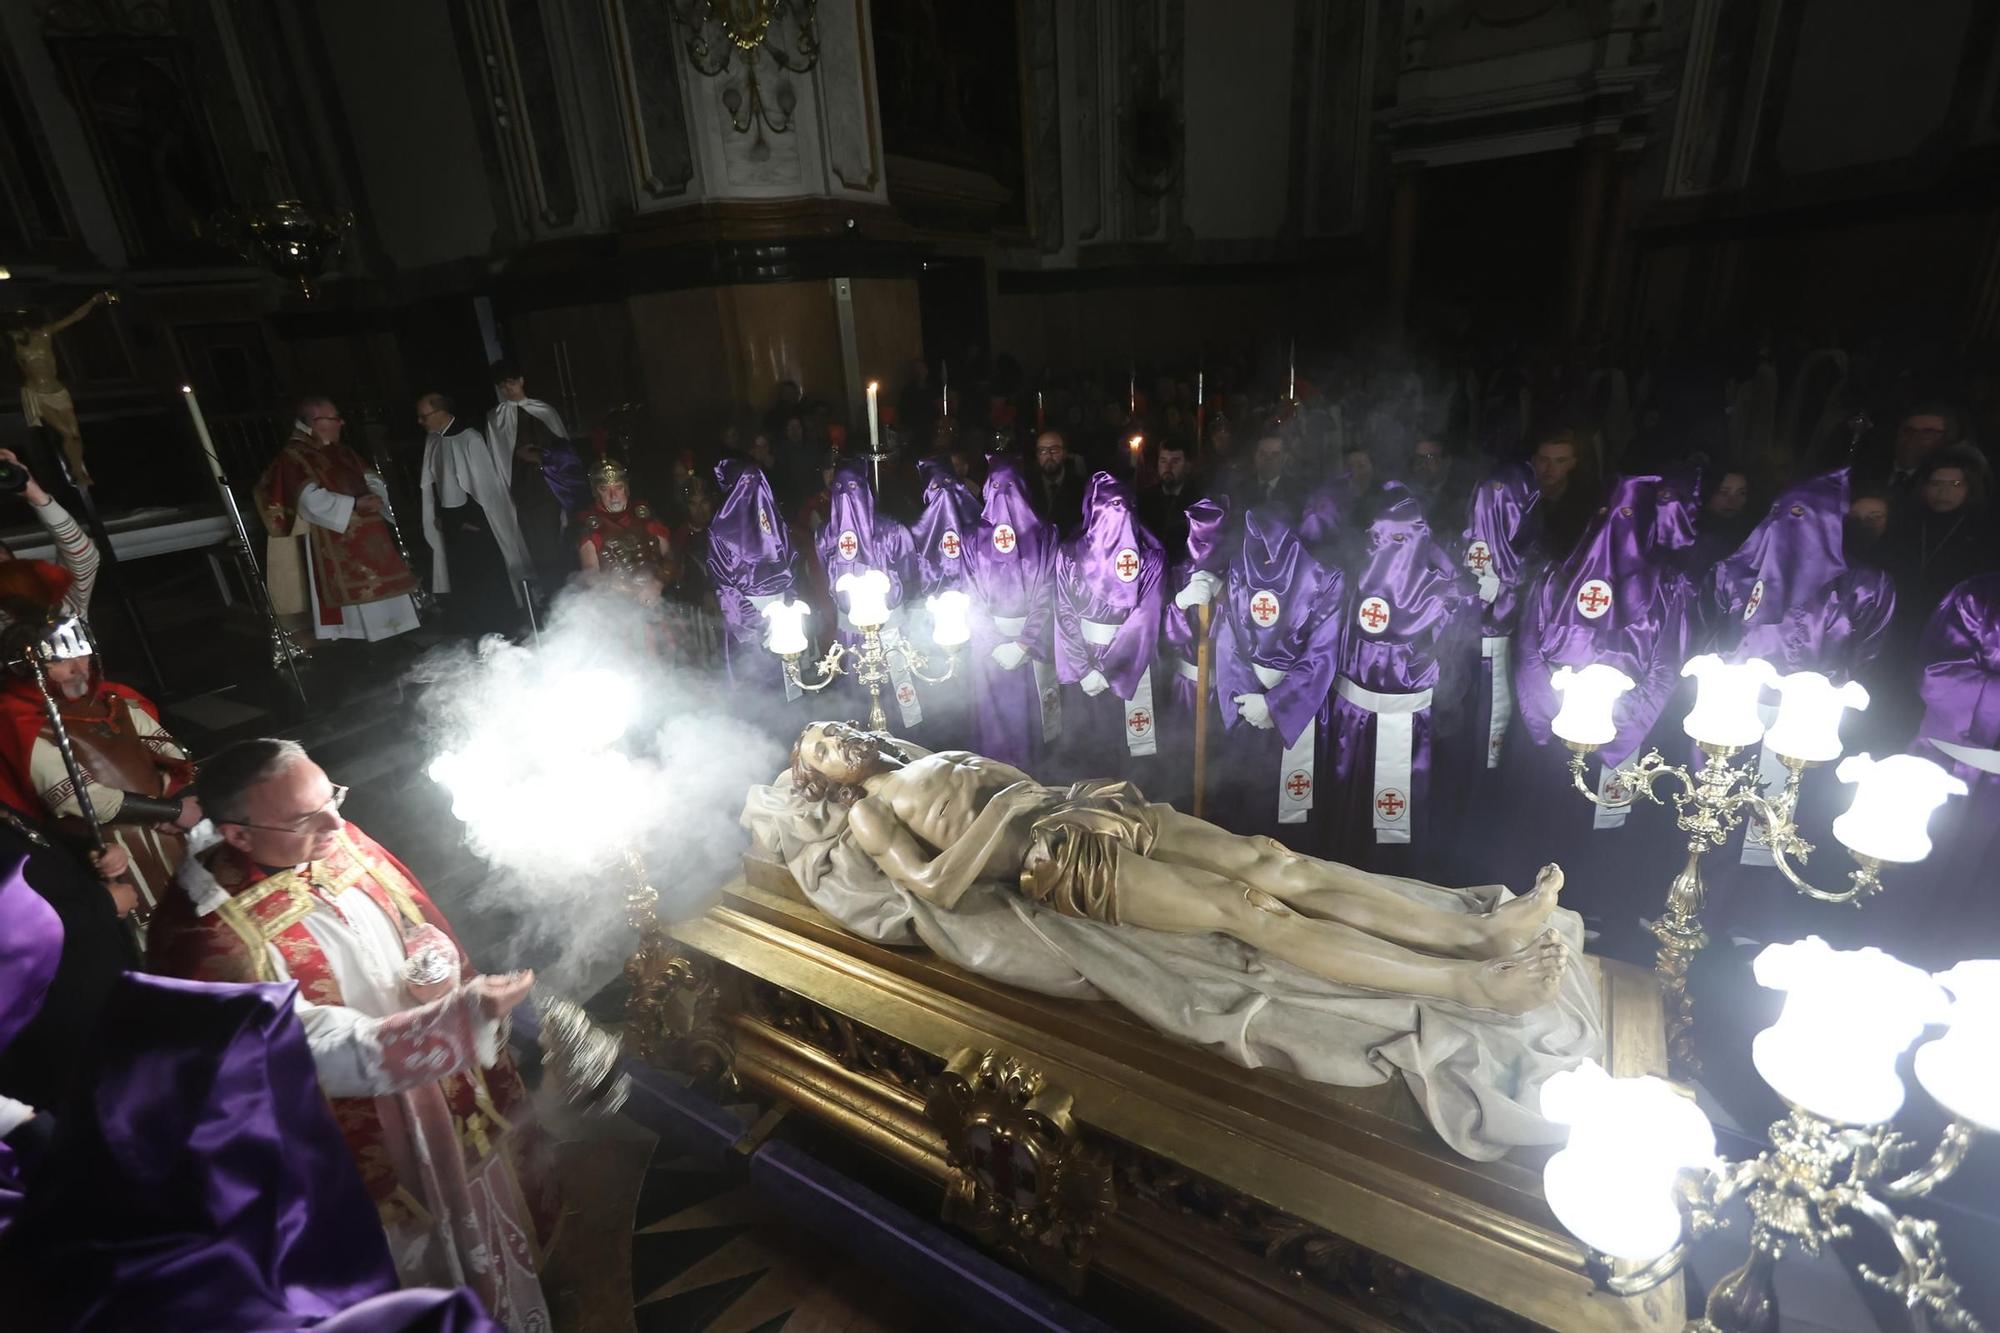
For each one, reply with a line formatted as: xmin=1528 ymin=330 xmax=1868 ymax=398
xmin=1831 ymin=754 xmax=1967 ymax=863
xmin=1914 ymin=960 xmax=2000 ymax=1133
xmin=762 ymin=599 xmax=811 ymax=656
xmin=1765 ymin=672 xmax=1869 ymax=764
xmin=1680 ymin=654 xmax=1777 ymax=749
xmin=1540 ymin=1059 xmax=1717 ymax=1262
xmin=928 ymin=590 xmax=971 ymax=647
xmin=1750 ymin=937 xmax=1945 ymax=1125
xmin=835 ymin=569 xmax=893 ymax=628
xmin=1549 ymin=664 xmax=1636 ymax=748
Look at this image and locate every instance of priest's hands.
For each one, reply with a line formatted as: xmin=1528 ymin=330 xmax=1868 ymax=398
xmin=1080 ymin=670 xmax=1110 ymax=697
xmin=992 ymin=641 xmax=1028 ymax=670
xmin=470 ymin=969 xmax=536 ymax=1019
xmin=1233 ymin=692 xmax=1274 ymax=730
xmin=1174 ymin=570 xmax=1222 ymax=610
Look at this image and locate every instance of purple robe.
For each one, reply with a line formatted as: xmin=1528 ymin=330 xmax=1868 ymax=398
xmin=1514 ymin=475 xmax=1698 ymax=767
xmin=1213 ymin=507 xmax=1345 ymax=842
xmin=705 ymin=459 xmax=796 ymax=685
xmin=1323 ymin=489 xmax=1478 ymax=871
xmin=0 ymin=857 xmax=61 ymax=1234
xmin=1708 ymin=469 xmax=1894 ymax=680
xmin=1155 ymin=498 xmax=1231 ymax=808
xmin=910 ymin=458 xmax=982 ymax=598
xmin=817 ymin=458 xmax=916 ymax=641
xmin=1054 ymin=472 xmax=1167 ymax=771
xmin=1463 ymin=461 xmax=1544 ymax=770
xmin=965 ymin=456 xmax=1060 ymax=771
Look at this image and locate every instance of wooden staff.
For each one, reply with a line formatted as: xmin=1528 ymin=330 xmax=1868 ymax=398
xmin=1192 ymin=599 xmax=1214 ymax=820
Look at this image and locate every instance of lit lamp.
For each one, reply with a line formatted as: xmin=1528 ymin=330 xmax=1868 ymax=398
xmin=1830 ymin=753 xmax=1965 ymax=864
xmin=1560 ymin=657 xmax=1962 ymax=1074
xmin=1680 ymin=654 xmax=1776 ymax=751
xmin=1548 ymin=938 xmax=1993 ymax=1333
xmin=778 ymin=570 xmax=960 ymax=733
xmin=1549 ymin=664 xmax=1634 ymax=749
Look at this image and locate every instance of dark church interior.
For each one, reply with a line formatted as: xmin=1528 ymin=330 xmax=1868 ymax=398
xmin=3 ymin=1 xmax=2000 ymax=1330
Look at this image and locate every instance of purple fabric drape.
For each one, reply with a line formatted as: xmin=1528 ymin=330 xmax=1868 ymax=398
xmin=1462 ymin=460 xmax=1543 ymax=638
xmin=1160 ymin=497 xmax=1232 ymax=714
xmin=965 ymin=457 xmax=1059 ymax=770
xmin=817 ymin=458 xmax=915 ymax=642
xmin=1708 ymin=469 xmax=1895 ymax=679
xmin=1514 ymin=474 xmax=1698 ymax=766
xmin=539 ymin=441 xmax=590 ymax=516
xmin=1323 ymin=490 xmax=1478 ymax=868
xmin=1055 ymin=473 xmax=1166 ymax=770
xmin=910 ymin=458 xmax=982 ymax=597
xmin=705 ymin=459 xmax=796 ymax=679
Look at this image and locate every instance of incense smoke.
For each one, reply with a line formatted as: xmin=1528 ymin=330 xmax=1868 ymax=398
xmin=415 ymin=584 xmax=784 ymax=998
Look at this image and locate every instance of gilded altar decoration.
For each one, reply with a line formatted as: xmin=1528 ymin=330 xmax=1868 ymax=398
xmin=668 ymin=0 xmax=820 ymax=139
xmin=923 ymin=1048 xmax=1115 ymax=1294
xmin=623 ymin=857 xmax=737 ymax=1087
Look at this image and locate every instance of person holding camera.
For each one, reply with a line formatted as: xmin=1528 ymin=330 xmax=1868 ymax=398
xmin=0 ymin=446 xmax=98 ymax=615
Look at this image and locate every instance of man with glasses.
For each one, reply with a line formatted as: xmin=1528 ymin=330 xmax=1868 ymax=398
xmin=254 ymin=396 xmax=422 ymax=644
xmin=147 ymin=737 xmax=555 ymax=1327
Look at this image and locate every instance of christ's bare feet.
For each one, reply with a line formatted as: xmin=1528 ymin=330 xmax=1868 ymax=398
xmin=1464 ymin=930 xmax=1568 ymax=1013
xmin=1473 ymin=863 xmax=1565 ymax=960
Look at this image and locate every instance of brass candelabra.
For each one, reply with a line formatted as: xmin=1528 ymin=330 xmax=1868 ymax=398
xmin=781 ymin=622 xmax=959 ymax=733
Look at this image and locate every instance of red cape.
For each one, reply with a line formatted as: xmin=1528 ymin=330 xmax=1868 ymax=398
xmin=0 ymin=675 xmax=163 ymax=821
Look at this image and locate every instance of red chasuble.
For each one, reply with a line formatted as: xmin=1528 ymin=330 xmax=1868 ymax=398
xmin=255 ymin=432 xmax=420 ymax=623
xmin=146 ymin=823 xmax=556 ymax=1244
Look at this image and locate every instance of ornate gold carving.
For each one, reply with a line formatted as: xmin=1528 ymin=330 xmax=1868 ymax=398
xmin=623 ymin=865 xmax=736 ymax=1087
xmin=741 ymin=977 xmax=942 ymax=1096
xmin=923 ymin=1049 xmax=1114 ymax=1294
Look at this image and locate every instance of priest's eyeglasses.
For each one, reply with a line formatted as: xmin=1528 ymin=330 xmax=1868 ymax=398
xmin=237 ymin=784 xmax=350 ymax=834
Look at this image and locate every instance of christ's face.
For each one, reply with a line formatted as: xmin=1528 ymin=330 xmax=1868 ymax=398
xmin=799 ymin=721 xmax=873 ymax=784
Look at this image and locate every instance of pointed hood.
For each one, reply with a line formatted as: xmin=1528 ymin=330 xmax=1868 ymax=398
xmin=911 ymin=458 xmax=982 ymax=595
xmin=1715 ymin=469 xmax=1849 ymax=623
xmin=1183 ymin=496 xmax=1231 ymax=575
xmin=1462 ymin=461 xmax=1542 ymax=588
xmin=1350 ymin=485 xmax=1464 ymax=646
xmin=1068 ymin=471 xmax=1163 ymax=611
xmin=708 ymin=458 xmax=792 ymax=588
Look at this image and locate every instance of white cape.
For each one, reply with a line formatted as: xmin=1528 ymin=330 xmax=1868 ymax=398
xmin=419 ymin=422 xmax=533 ymax=595
xmin=741 ymin=778 xmax=1606 ymax=1161
xmin=485 ymin=396 xmax=570 ymax=473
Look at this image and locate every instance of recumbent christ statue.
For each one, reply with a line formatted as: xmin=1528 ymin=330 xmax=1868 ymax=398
xmin=786 ymin=721 xmax=1570 ymax=1014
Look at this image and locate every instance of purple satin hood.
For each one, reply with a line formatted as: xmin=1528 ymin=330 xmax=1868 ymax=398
xmin=1463 ymin=461 xmax=1542 ymax=586
xmin=912 ymin=460 xmax=982 ymax=595
xmin=1347 ymin=488 xmax=1468 ymax=674
xmin=1067 ymin=471 xmax=1163 ymax=612
xmin=1184 ymin=497 xmax=1231 ymax=573
xmin=1918 ymin=573 xmax=2000 ymax=760
xmin=1216 ymin=507 xmax=1345 ymax=743
xmin=0 ymin=856 xmax=60 ymax=1057
xmin=708 ymin=459 xmax=793 ymax=593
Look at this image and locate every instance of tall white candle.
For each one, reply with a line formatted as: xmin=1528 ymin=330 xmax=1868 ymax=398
xmin=866 ymin=380 xmax=880 ymax=452
xmin=1287 ymin=339 xmax=1297 ymax=402
xmin=941 ymin=361 xmax=949 ymax=419
xmin=182 ymin=384 xmax=225 ymax=481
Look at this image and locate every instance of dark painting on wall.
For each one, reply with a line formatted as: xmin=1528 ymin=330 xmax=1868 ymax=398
xmin=870 ymin=0 xmax=1028 ymax=227
xmin=48 ymin=37 xmax=235 ymax=263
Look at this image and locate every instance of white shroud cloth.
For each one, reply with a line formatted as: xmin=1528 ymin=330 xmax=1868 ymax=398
xmin=419 ymin=419 xmax=533 ymax=597
xmin=742 ymin=778 xmax=1605 ymax=1161
xmin=296 ymin=472 xmax=421 ymax=641
xmin=255 ymin=882 xmax=550 ymax=1330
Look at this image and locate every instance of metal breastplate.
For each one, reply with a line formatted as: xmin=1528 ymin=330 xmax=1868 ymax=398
xmin=591 ymin=510 xmax=665 ymax=581
xmin=59 ymin=701 xmax=163 ymax=795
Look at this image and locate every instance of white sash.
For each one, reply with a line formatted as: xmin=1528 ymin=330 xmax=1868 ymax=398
xmin=1079 ymin=617 xmax=1120 ymax=646
xmin=1169 ymin=655 xmax=1200 ymax=682
xmin=748 ymin=592 xmax=800 ymax=701
xmin=1594 ymin=763 xmax=1631 ymax=830
xmin=879 ymin=624 xmax=923 ymax=727
xmin=1931 ymin=739 xmax=2000 ymax=773
xmin=1742 ymin=701 xmax=1783 ymax=865
xmin=1123 ymin=668 xmax=1157 ymax=757
xmin=1481 ymin=635 xmax=1512 ymax=770
xmin=1336 ymin=677 xmax=1432 ymax=845
xmin=991 ymin=614 xmax=1028 ymax=637
xmin=1257 ymin=663 xmax=1314 ymax=824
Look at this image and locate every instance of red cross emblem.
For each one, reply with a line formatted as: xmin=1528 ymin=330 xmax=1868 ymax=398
xmin=1358 ymin=596 xmax=1391 ymax=634
xmin=759 ymin=507 xmax=773 ymax=536
xmin=1575 ymin=579 xmax=1613 ymax=619
xmin=1114 ymin=547 xmax=1141 ymax=583
xmin=1602 ymin=775 xmax=1632 ymax=806
xmin=1743 ymin=578 xmax=1765 ymax=622
xmin=1374 ymin=788 xmax=1408 ymax=821
xmin=1465 ymin=540 xmax=1493 ymax=574
xmin=992 ymin=523 xmax=1017 ymax=554
xmin=836 ymin=529 xmax=859 ymax=560
xmin=1127 ymin=708 xmax=1153 ymax=736
xmin=896 ymin=682 xmax=915 ymax=705
xmin=940 ymin=529 xmax=961 ymax=559
xmin=1249 ymin=590 xmax=1281 ymax=627
xmin=1285 ymin=770 xmax=1312 ymax=799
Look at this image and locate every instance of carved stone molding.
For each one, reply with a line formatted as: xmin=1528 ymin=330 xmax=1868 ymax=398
xmin=923 ymin=1048 xmax=1116 ymax=1295
xmin=464 ymin=0 xmax=584 ymax=232
xmin=602 ymin=0 xmax=697 ymax=202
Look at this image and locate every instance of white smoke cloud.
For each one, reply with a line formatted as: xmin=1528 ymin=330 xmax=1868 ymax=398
xmin=413 ymin=584 xmax=785 ymax=999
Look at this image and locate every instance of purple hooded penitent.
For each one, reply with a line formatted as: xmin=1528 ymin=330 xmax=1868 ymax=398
xmin=965 ymin=455 xmax=1060 ymax=770
xmin=1160 ymin=496 xmax=1232 ymax=715
xmin=1462 ymin=460 xmax=1544 ymax=769
xmin=1055 ymin=472 xmax=1167 ymax=766
xmin=705 ymin=459 xmax=796 ymax=683
xmin=910 ymin=457 xmax=982 ymax=598
xmin=1708 ymin=468 xmax=1894 ymax=679
xmin=1322 ymin=487 xmax=1478 ymax=868
xmin=1211 ymin=506 xmax=1345 ymax=841
xmin=818 ymin=458 xmax=915 ymax=641
xmin=1514 ymin=474 xmax=1698 ymax=766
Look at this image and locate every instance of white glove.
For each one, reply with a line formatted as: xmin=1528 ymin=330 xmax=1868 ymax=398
xmin=1174 ymin=570 xmax=1223 ymax=610
xmin=1477 ymin=570 xmax=1501 ymax=605
xmin=1080 ymin=670 xmax=1110 ymax=697
xmin=1233 ymin=692 xmax=1274 ymax=730
xmin=992 ymin=641 xmax=1027 ymax=670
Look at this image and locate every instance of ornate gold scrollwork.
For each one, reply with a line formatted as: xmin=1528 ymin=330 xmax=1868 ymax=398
xmin=622 ymin=862 xmax=737 ymax=1088
xmin=923 ymin=1049 xmax=1115 ymax=1294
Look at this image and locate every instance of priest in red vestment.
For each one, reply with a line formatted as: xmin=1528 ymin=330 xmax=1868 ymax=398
xmin=255 ymin=397 xmax=422 ymax=643
xmin=146 ymin=739 xmax=558 ymax=1330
